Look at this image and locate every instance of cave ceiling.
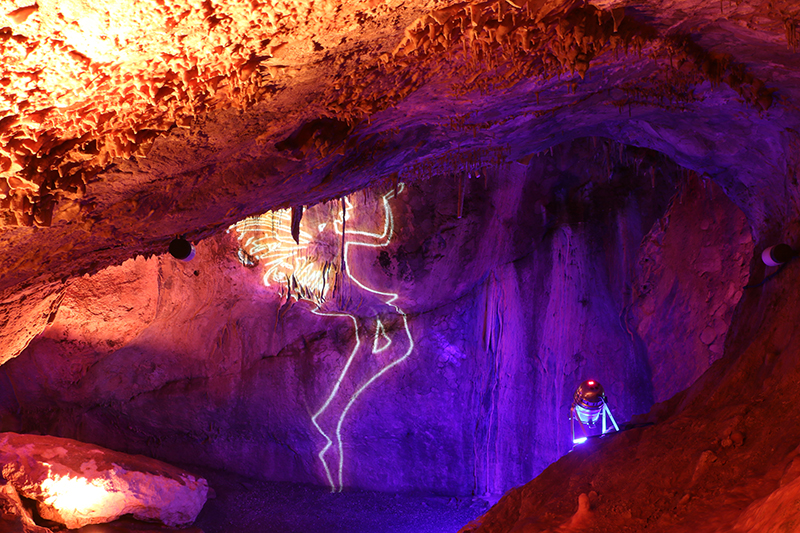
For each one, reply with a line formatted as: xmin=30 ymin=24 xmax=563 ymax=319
xmin=1 ymin=0 xmax=799 ymax=302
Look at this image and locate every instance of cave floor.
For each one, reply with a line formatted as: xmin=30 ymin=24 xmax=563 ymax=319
xmin=65 ymin=469 xmax=490 ymax=533
xmin=192 ymin=470 xmax=491 ymax=533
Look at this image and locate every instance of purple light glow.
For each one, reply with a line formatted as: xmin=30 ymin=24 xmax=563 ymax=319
xmin=234 ymin=185 xmax=414 ymax=492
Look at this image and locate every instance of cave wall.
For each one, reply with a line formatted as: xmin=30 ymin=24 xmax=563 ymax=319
xmin=0 ymin=139 xmax=753 ymax=496
xmin=460 ymin=149 xmax=800 ymax=533
xmin=460 ymin=249 xmax=800 ymax=532
xmin=630 ymin=175 xmax=753 ymax=403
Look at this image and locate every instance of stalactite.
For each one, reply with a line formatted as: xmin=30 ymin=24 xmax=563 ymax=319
xmin=481 ymin=271 xmax=505 ymax=354
xmin=336 ymin=197 xmax=347 ymax=307
xmin=457 ymin=172 xmax=466 ymax=218
xmin=290 ymin=206 xmax=303 ymax=245
xmin=786 ymin=19 xmax=798 ymax=51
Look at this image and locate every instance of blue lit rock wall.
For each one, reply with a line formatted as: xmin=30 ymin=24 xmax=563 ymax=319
xmin=0 ymin=139 xmax=752 ymax=496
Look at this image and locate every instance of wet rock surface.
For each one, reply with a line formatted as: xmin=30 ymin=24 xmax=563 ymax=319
xmin=630 ymin=174 xmax=753 ymax=402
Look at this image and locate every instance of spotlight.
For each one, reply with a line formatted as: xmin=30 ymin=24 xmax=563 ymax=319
xmin=570 ymin=379 xmax=619 ymax=447
xmin=168 ymin=237 xmax=196 ymax=261
xmin=761 ymin=244 xmax=795 ymax=267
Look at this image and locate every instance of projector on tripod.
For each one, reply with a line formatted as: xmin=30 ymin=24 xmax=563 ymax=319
xmin=570 ymin=379 xmax=619 ymax=447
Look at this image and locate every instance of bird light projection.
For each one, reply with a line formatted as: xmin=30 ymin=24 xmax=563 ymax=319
xmin=232 ymin=185 xmax=413 ymax=491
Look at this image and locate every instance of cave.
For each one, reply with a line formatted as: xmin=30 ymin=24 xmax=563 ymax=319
xmin=1 ymin=0 xmax=800 ymax=532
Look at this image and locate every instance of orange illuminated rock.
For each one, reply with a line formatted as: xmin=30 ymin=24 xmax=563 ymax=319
xmin=0 ymin=433 xmax=208 ymax=529
xmin=0 ymin=482 xmax=51 ymax=533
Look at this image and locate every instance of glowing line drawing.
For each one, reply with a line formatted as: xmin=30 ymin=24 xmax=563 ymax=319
xmin=232 ymin=185 xmax=413 ymax=492
xmin=327 ymin=314 xmax=413 ymax=490
xmin=308 ymin=308 xmax=361 ymax=491
xmin=309 ymin=184 xmax=413 ymax=492
xmin=373 ymin=320 xmax=392 ymax=353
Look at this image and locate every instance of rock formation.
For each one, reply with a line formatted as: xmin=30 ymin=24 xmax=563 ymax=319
xmin=1 ymin=0 xmax=800 ymax=531
xmin=0 ymin=140 xmax=753 ymax=502
xmin=459 ymin=249 xmax=800 ymax=531
xmin=0 ymin=482 xmax=51 ymax=533
xmin=0 ymin=432 xmax=208 ymax=529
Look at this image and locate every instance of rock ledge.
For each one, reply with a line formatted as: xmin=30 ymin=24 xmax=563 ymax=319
xmin=0 ymin=432 xmax=208 ymax=529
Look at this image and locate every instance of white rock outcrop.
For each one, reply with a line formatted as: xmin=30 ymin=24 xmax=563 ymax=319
xmin=0 ymin=432 xmax=208 ymax=529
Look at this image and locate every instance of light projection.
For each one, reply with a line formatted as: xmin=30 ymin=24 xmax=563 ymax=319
xmin=38 ymin=464 xmax=125 ymax=527
xmin=234 ymin=209 xmax=335 ymax=304
xmin=233 ymin=185 xmax=413 ymax=492
xmin=41 ymin=473 xmax=113 ymax=512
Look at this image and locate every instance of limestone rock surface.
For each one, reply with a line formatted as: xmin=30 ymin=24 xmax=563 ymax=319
xmin=0 ymin=0 xmax=798 ymax=531
xmin=0 ymin=139 xmax=753 ymax=497
xmin=458 ymin=223 xmax=800 ymax=532
xmin=630 ymin=174 xmax=753 ymax=402
xmin=0 ymin=432 xmax=208 ymax=529
xmin=1 ymin=0 xmax=799 ymax=368
xmin=0 ymin=482 xmax=51 ymax=533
